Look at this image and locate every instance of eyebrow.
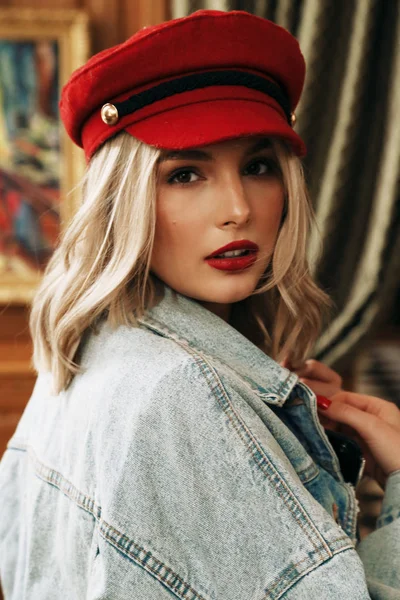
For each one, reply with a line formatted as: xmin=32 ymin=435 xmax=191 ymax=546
xmin=158 ymin=138 xmax=273 ymax=163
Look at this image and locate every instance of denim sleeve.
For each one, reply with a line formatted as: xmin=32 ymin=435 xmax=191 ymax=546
xmin=353 ymin=470 xmax=400 ymax=599
xmin=93 ymin=357 xmax=374 ymax=599
xmin=282 ymin=472 xmax=400 ymax=600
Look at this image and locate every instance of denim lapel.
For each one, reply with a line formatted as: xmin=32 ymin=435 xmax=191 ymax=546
xmin=139 ymin=286 xmax=298 ymax=406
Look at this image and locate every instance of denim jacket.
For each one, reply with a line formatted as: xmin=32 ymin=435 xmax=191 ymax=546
xmin=1 ymin=286 xmax=399 ymax=599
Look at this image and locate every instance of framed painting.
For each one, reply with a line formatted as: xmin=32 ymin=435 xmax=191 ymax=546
xmin=0 ymin=9 xmax=89 ymax=303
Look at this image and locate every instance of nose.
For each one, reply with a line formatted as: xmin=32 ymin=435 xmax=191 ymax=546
xmin=216 ymin=173 xmax=251 ymax=229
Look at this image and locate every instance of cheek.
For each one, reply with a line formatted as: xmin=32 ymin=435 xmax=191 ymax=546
xmin=253 ymin=186 xmax=285 ymax=238
xmin=152 ymin=197 xmax=200 ymax=264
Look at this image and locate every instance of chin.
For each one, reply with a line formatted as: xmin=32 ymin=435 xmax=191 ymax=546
xmin=200 ymin=275 xmax=259 ymax=305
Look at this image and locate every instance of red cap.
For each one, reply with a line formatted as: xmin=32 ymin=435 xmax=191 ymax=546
xmin=60 ymin=10 xmax=306 ymax=161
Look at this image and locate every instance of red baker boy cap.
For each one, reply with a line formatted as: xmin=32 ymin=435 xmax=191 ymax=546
xmin=60 ymin=9 xmax=306 ymax=162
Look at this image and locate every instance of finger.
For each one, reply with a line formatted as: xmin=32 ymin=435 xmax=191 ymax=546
xmin=321 ymin=399 xmax=400 ymax=475
xmin=323 ymin=397 xmax=380 ymax=433
xmin=281 ymin=357 xmax=304 ymax=371
xmin=280 ymin=357 xmax=292 ymax=370
xmin=331 ymin=391 xmax=400 ymax=431
xmin=318 ymin=415 xmax=341 ymax=431
xmin=298 ymin=359 xmax=342 ymax=385
xmin=300 ymin=378 xmax=340 ymax=398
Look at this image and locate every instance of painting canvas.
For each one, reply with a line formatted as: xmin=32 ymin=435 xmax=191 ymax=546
xmin=0 ymin=40 xmax=60 ymax=281
xmin=0 ymin=9 xmax=88 ymax=303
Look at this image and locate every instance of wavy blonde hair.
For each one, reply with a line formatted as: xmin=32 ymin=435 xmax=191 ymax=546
xmin=30 ymin=131 xmax=331 ymax=393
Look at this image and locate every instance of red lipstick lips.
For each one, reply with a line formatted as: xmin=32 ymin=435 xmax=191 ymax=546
xmin=205 ymin=240 xmax=259 ymax=272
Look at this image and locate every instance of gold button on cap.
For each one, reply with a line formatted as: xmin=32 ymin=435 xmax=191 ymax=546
xmin=290 ymin=112 xmax=297 ymax=127
xmin=101 ymin=103 xmax=119 ymax=125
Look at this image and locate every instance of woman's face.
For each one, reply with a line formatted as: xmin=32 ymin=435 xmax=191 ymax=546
xmin=151 ymin=136 xmax=285 ymax=320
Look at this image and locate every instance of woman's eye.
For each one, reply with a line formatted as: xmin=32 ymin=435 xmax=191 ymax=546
xmin=245 ymin=159 xmax=279 ymax=177
xmin=167 ymin=169 xmax=200 ymax=185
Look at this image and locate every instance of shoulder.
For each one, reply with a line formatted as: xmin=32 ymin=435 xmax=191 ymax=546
xmin=88 ymin=326 xmax=367 ymax=600
xmin=80 ymin=319 xmax=204 ymax=399
xmin=82 ymin=319 xmax=189 ymax=372
xmin=77 ymin=320 xmax=222 ymax=439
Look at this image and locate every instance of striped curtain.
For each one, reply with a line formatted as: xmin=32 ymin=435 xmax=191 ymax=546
xmin=170 ymin=0 xmax=400 ymax=369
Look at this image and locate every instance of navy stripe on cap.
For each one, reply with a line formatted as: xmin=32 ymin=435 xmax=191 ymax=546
xmin=114 ymin=70 xmax=292 ymax=124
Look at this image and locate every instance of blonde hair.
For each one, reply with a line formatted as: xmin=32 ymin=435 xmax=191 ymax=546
xmin=30 ymin=131 xmax=331 ymax=393
xmin=231 ymin=142 xmax=331 ymax=366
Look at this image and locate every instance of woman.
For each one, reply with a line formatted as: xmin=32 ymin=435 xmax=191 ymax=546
xmin=1 ymin=10 xmax=399 ymax=599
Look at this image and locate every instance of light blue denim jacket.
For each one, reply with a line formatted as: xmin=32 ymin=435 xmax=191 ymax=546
xmin=1 ymin=286 xmax=400 ymax=599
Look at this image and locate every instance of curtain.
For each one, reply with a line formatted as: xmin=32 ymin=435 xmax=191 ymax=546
xmin=170 ymin=0 xmax=400 ymax=369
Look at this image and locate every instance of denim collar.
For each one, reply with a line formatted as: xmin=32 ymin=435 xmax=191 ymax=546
xmin=139 ymin=285 xmax=298 ymax=407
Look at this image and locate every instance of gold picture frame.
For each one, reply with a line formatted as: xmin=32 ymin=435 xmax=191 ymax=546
xmin=0 ymin=9 xmax=89 ymax=304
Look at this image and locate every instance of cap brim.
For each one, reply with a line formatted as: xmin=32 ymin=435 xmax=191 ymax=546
xmin=124 ymin=99 xmax=306 ymax=156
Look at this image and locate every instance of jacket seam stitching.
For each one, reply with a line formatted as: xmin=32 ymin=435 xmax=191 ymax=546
xmin=342 ymin=482 xmax=358 ymax=543
xmin=174 ymin=348 xmax=334 ymax=565
xmin=99 ymin=520 xmax=208 ymax=599
xmin=139 ymin=316 xmax=296 ymax=403
xmin=263 ymin=545 xmax=355 ymax=599
xmin=7 ymin=425 xmax=352 ymax=599
xmin=7 ymin=440 xmax=355 ymax=599
xmin=275 ymin=547 xmax=356 ymax=600
xmin=6 ymin=442 xmax=208 ymax=600
xmin=178 ymin=353 xmax=359 ymax=598
xmin=140 ymin=318 xmax=327 ymax=486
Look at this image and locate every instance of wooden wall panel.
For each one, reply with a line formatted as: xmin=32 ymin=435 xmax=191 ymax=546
xmin=85 ymin=0 xmax=122 ymax=52
xmin=4 ymin=0 xmax=81 ymax=7
xmin=0 ymin=0 xmax=169 ymax=49
xmin=0 ymin=0 xmax=169 ymax=459
xmin=120 ymin=0 xmax=171 ymax=42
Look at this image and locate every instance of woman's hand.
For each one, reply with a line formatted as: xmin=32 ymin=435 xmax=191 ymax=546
xmin=319 ymin=392 xmax=400 ymax=488
xmin=280 ymin=357 xmax=342 ymax=397
xmin=281 ymin=357 xmax=400 ymax=487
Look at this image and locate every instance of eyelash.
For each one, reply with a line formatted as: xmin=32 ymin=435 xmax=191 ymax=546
xmin=166 ymin=158 xmax=280 ymax=186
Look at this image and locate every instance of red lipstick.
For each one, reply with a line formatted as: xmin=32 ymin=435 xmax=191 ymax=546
xmin=205 ymin=240 xmax=259 ymax=272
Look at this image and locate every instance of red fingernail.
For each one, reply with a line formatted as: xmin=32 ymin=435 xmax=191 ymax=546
xmin=316 ymin=395 xmax=332 ymax=410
